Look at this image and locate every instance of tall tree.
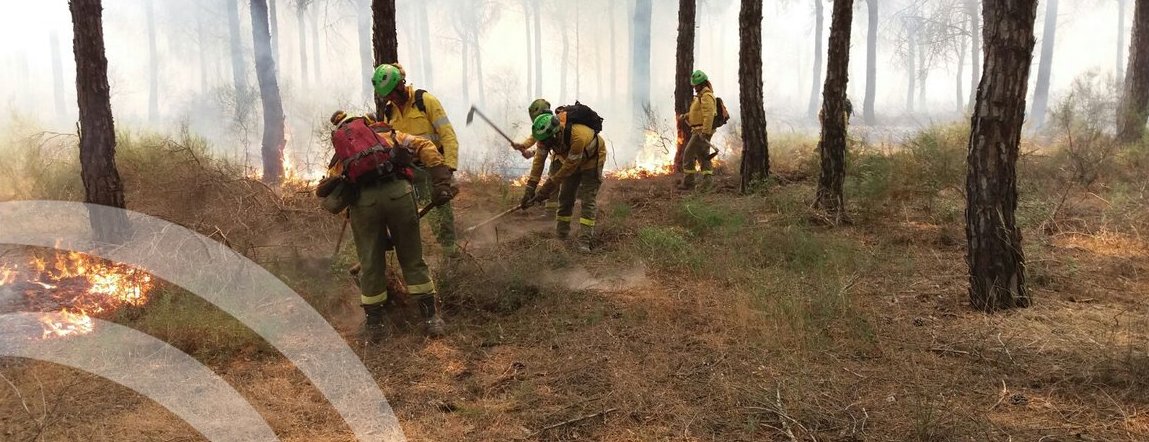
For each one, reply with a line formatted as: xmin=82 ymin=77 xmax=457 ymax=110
xmin=70 ymin=0 xmax=130 ymax=243
xmin=808 ymin=0 xmax=825 ymax=118
xmin=270 ymin=0 xmax=279 ymax=58
xmin=968 ymin=0 xmax=980 ymax=109
xmin=145 ymin=0 xmax=159 ymax=124
xmin=862 ymin=0 xmax=878 ymax=124
xmin=632 ymin=0 xmax=653 ymax=120
xmin=416 ymin=0 xmax=433 ymax=89
xmin=296 ymin=0 xmax=310 ymax=88
xmin=674 ymin=0 xmax=697 ymax=172
xmin=357 ymin=0 xmax=373 ymax=101
xmin=1118 ymin=0 xmax=1128 ymax=83
xmin=739 ymin=0 xmax=770 ymax=189
xmin=1118 ymin=0 xmax=1149 ymax=142
xmin=522 ymin=0 xmax=532 ymax=97
xmin=51 ymin=31 xmax=68 ymax=117
xmin=372 ymin=0 xmax=399 ymax=114
xmin=904 ymin=15 xmax=917 ymax=112
xmin=560 ymin=26 xmax=570 ymax=104
xmin=227 ymin=0 xmax=249 ymax=120
xmin=814 ymin=0 xmax=854 ymax=224
xmin=1030 ymin=0 xmax=1059 ymax=128
xmin=533 ymin=0 xmax=543 ymax=97
xmin=311 ymin=5 xmax=322 ymax=84
xmin=251 ymin=0 xmax=286 ymax=185
xmin=965 ymin=0 xmax=1038 ymax=312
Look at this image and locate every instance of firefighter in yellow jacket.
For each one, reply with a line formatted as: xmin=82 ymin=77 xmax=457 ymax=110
xmin=515 ymin=99 xmax=565 ymax=217
xmin=373 ymin=63 xmax=461 ymax=253
xmin=319 ymin=111 xmax=456 ymax=342
xmin=521 ymin=113 xmax=606 ymax=252
xmin=678 ymin=70 xmax=717 ymax=191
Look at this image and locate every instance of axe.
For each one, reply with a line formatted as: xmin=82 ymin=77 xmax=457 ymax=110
xmin=466 ymin=106 xmax=533 ymax=159
xmin=689 ymin=132 xmax=723 ymax=161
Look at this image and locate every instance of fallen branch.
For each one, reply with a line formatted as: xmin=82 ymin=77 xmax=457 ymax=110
xmin=525 ymin=408 xmax=617 ymax=439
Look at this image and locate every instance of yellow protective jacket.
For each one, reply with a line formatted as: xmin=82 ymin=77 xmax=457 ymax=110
xmin=686 ymin=86 xmax=717 ymax=135
xmin=524 ymin=111 xmax=568 ymax=184
xmin=539 ymin=124 xmax=606 ymax=183
xmin=383 ymin=86 xmax=460 ymax=170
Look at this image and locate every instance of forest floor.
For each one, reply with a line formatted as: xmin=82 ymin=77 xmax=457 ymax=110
xmin=1 ymin=125 xmax=1148 ymax=441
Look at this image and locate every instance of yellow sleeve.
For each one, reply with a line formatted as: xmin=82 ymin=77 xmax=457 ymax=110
xmin=422 ymin=93 xmax=459 ymax=170
xmin=701 ymin=89 xmax=716 ymax=135
xmin=529 ymin=145 xmax=549 ymax=183
xmin=391 ymin=131 xmax=444 ymax=168
xmin=521 ymin=135 xmax=538 ymax=148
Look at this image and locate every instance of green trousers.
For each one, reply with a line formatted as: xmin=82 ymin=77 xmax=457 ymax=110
xmin=413 ymin=166 xmax=457 ymax=249
xmin=349 ymin=179 xmax=436 ymax=306
xmin=555 ymin=164 xmax=603 ymax=241
xmin=682 ymin=133 xmax=714 ymax=176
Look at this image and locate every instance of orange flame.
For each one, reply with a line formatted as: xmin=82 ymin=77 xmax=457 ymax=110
xmin=1 ymin=252 xmax=155 ymax=339
xmin=608 ymin=130 xmax=676 ymax=180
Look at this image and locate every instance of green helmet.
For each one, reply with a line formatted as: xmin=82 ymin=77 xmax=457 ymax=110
xmin=532 ymin=113 xmax=561 ymax=142
xmin=528 ymin=99 xmax=552 ymax=121
xmin=690 ymin=69 xmax=708 ymax=86
xmin=372 ymin=64 xmax=404 ymax=97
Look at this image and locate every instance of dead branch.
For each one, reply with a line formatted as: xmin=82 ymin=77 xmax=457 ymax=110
xmin=524 ymin=408 xmax=617 ymax=439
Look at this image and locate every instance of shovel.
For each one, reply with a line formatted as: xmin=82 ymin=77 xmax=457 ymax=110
xmin=466 ymin=106 xmax=533 ymax=159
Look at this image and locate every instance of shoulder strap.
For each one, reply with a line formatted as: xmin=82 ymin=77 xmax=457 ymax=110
xmin=414 ymin=89 xmax=427 ymax=114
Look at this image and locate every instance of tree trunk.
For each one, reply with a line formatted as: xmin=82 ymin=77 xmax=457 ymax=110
xmin=312 ymin=5 xmax=322 ymax=84
xmin=523 ymin=0 xmax=532 ymax=98
xmin=965 ymin=0 xmax=1037 ymax=312
xmin=358 ymin=0 xmax=373 ymax=102
xmin=906 ymin=20 xmax=916 ymax=113
xmin=968 ymin=0 xmax=980 ymax=109
xmin=372 ymin=0 xmax=398 ymax=114
xmin=533 ymin=0 xmax=543 ymax=97
xmin=808 ymin=0 xmax=825 ymax=118
xmin=297 ymin=3 xmax=308 ymax=89
xmin=146 ymin=0 xmax=159 ymax=124
xmin=417 ymin=0 xmax=433 ymax=88
xmin=674 ymin=0 xmax=697 ymax=172
xmin=1118 ymin=0 xmax=1128 ymax=83
xmin=862 ymin=0 xmax=878 ymax=124
xmin=1118 ymin=0 xmax=1149 ymax=142
xmin=227 ymin=0 xmax=249 ymax=120
xmin=475 ymin=38 xmax=485 ymax=107
xmin=740 ymin=0 xmax=770 ymax=189
xmin=1030 ymin=0 xmax=1059 ymax=129
xmin=917 ymin=41 xmax=928 ymax=108
xmin=51 ymin=31 xmax=68 ymax=118
xmin=270 ymin=0 xmax=279 ymax=59
xmin=70 ymin=0 xmax=130 ymax=243
xmin=251 ymin=0 xmax=286 ymax=186
xmin=632 ymin=0 xmax=653 ymax=120
xmin=957 ymin=20 xmax=967 ymax=114
xmin=814 ymin=0 xmax=853 ymax=223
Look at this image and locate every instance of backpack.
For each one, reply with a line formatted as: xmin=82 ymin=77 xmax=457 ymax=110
xmin=331 ymin=117 xmax=410 ymax=183
xmin=383 ymin=89 xmax=428 ymax=121
xmin=713 ymin=97 xmax=731 ymax=129
xmin=559 ymin=101 xmax=604 ymax=148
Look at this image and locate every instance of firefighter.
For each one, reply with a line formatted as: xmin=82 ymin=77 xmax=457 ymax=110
xmin=521 ymin=113 xmax=606 ymax=252
xmin=320 ymin=110 xmax=457 ymax=342
xmin=373 ymin=63 xmax=461 ymax=254
xmin=677 ymin=70 xmax=717 ymax=191
xmin=516 ymin=99 xmax=565 ymax=217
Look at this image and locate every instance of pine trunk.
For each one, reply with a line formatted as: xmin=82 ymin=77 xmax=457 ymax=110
xmin=358 ymin=0 xmax=373 ymax=102
xmin=372 ymin=0 xmax=398 ymax=114
xmin=862 ymin=0 xmax=878 ymax=124
xmin=227 ymin=0 xmax=249 ymax=120
xmin=1118 ymin=0 xmax=1149 ymax=142
xmin=632 ymin=0 xmax=653 ymax=120
xmin=965 ymin=0 xmax=1038 ymax=312
xmin=808 ymin=0 xmax=825 ymax=118
xmin=475 ymin=39 xmax=486 ymax=107
xmin=146 ymin=0 xmax=159 ymax=124
xmin=739 ymin=0 xmax=770 ymax=189
xmin=51 ymin=31 xmax=68 ymax=117
xmin=70 ymin=0 xmax=130 ymax=243
xmin=906 ymin=21 xmax=916 ymax=113
xmin=957 ymin=21 xmax=967 ymax=114
xmin=251 ymin=0 xmax=286 ymax=186
xmin=270 ymin=0 xmax=279 ymax=58
xmin=1030 ymin=0 xmax=1059 ymax=128
xmin=969 ymin=0 xmax=980 ymax=109
xmin=814 ymin=0 xmax=853 ymax=223
xmin=1118 ymin=0 xmax=1128 ymax=83
xmin=674 ymin=0 xmax=697 ymax=173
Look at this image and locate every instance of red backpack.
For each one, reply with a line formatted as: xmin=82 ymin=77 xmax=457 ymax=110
xmin=331 ymin=118 xmax=411 ymax=183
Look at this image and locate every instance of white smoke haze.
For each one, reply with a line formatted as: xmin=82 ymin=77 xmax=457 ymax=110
xmin=0 ymin=0 xmax=1131 ymax=177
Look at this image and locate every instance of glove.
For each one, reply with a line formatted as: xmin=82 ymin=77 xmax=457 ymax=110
xmin=533 ymin=180 xmax=558 ymax=204
xmin=316 ymin=175 xmax=344 ymax=198
xmin=520 ymin=181 xmax=538 ymax=209
xmin=428 ymin=165 xmax=459 ymax=206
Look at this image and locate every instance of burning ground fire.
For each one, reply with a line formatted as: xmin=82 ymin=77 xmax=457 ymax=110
xmin=0 ymin=252 xmax=155 ymax=339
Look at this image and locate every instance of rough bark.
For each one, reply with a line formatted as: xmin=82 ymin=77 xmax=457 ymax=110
xmin=70 ymin=0 xmax=130 ymax=243
xmin=863 ymin=0 xmax=878 ymax=124
xmin=632 ymin=0 xmax=653 ymax=120
xmin=965 ymin=0 xmax=1037 ymax=312
xmin=227 ymin=0 xmax=249 ymax=120
xmin=146 ymin=0 xmax=159 ymax=123
xmin=740 ymin=0 xmax=770 ymax=189
xmin=674 ymin=0 xmax=697 ymax=172
xmin=372 ymin=0 xmax=398 ymax=114
xmin=51 ymin=31 xmax=68 ymax=117
xmin=969 ymin=0 xmax=980 ymax=109
xmin=1030 ymin=0 xmax=1059 ymax=128
xmin=297 ymin=3 xmax=308 ymax=88
xmin=1118 ymin=0 xmax=1149 ymax=142
xmin=357 ymin=0 xmax=373 ymax=102
xmin=808 ymin=0 xmax=825 ymax=118
xmin=814 ymin=0 xmax=853 ymax=223
xmin=251 ymin=0 xmax=286 ymax=185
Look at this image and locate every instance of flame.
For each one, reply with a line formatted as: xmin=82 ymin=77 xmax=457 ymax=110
xmin=608 ymin=130 xmax=676 ymax=180
xmin=1 ymin=252 xmax=155 ymax=339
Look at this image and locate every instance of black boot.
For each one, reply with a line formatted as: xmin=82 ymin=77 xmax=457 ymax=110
xmin=360 ymin=304 xmax=388 ymax=345
xmin=415 ymin=295 xmax=446 ymax=338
